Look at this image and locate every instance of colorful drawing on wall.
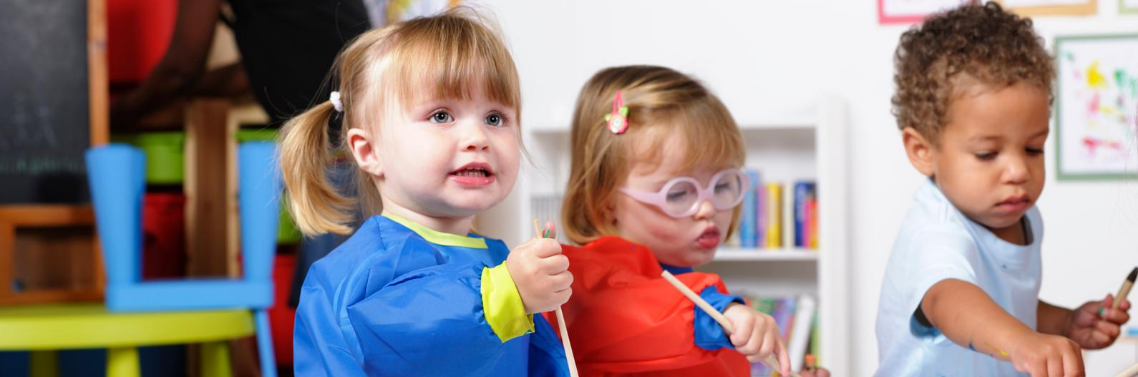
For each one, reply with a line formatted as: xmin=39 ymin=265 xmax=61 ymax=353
xmin=996 ymin=0 xmax=1097 ymax=16
xmin=1123 ymin=0 xmax=1138 ymax=14
xmin=877 ymin=0 xmax=972 ymax=24
xmin=1055 ymin=35 xmax=1138 ymax=180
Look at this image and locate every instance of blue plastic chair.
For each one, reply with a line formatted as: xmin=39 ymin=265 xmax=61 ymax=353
xmin=86 ymin=142 xmax=280 ymax=377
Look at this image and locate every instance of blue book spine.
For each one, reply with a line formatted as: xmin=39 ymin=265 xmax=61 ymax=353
xmin=756 ymin=180 xmax=766 ymax=248
xmin=740 ymin=170 xmax=760 ymax=248
xmin=793 ymin=181 xmax=815 ymax=248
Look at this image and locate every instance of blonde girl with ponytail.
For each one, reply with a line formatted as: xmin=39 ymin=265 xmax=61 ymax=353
xmin=282 ymin=9 xmax=571 ymax=376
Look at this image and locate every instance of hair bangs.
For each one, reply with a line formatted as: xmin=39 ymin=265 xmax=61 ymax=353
xmin=383 ymin=13 xmax=520 ymax=113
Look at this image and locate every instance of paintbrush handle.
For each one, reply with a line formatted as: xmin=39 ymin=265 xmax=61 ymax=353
xmin=534 ymin=219 xmax=578 ymax=377
xmin=660 ymin=271 xmax=799 ymax=377
xmin=1115 ymin=280 xmax=1133 ymax=311
xmin=661 ymin=271 xmax=735 ymax=332
xmin=554 ymin=308 xmax=578 ymax=377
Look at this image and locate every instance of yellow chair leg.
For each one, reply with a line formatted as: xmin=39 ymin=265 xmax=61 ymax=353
xmin=30 ymin=350 xmax=58 ymax=377
xmin=106 ymin=347 xmax=140 ymax=377
xmin=202 ymin=341 xmax=232 ymax=377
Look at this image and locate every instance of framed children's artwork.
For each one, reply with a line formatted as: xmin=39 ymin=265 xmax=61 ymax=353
xmin=996 ymin=0 xmax=1097 ymax=16
xmin=877 ymin=0 xmax=972 ymax=24
xmin=1054 ymin=34 xmax=1138 ymax=180
xmin=1122 ymin=0 xmax=1138 ymax=14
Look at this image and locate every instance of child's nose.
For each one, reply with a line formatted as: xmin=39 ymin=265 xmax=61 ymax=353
xmin=460 ymin=122 xmax=490 ymax=152
xmin=692 ymin=200 xmax=716 ymax=220
xmin=1003 ymin=156 xmax=1029 ymax=183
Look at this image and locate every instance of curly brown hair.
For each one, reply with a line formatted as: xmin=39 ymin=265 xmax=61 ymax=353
xmin=892 ymin=1 xmax=1054 ymax=142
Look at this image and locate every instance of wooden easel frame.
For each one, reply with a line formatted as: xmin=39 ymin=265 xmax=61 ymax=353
xmin=0 ymin=0 xmax=108 ymax=304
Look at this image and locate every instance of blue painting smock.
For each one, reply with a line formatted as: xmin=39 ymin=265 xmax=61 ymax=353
xmin=294 ymin=214 xmax=569 ymax=376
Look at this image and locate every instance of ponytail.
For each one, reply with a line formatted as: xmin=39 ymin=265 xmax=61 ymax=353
xmin=279 ymin=101 xmax=356 ymax=236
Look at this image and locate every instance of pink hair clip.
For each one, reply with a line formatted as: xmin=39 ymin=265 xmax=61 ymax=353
xmin=604 ymin=91 xmax=629 ymax=134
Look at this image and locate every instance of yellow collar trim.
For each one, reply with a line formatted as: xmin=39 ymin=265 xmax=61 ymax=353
xmin=384 ymin=213 xmax=488 ymax=249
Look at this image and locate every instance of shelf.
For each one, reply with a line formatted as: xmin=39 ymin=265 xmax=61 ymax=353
xmin=528 ymin=117 xmax=816 ymax=136
xmin=712 ymin=248 xmax=819 ymax=262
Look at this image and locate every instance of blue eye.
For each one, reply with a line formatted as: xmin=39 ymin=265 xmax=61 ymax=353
xmin=430 ymin=110 xmax=453 ymax=124
xmin=485 ymin=113 xmax=503 ymax=127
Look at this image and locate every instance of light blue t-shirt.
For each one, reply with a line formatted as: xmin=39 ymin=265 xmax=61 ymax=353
xmin=875 ymin=179 xmax=1042 ymax=376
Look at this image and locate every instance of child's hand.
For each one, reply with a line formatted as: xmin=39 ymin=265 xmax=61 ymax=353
xmin=1065 ymin=293 xmax=1131 ymax=349
xmin=722 ymin=303 xmax=789 ymax=374
xmin=506 ymin=235 xmax=571 ymax=314
xmin=1009 ymin=332 xmax=1084 ymax=377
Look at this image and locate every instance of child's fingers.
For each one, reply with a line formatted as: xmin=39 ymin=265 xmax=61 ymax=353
xmin=550 ymin=270 xmax=573 ymax=291
xmin=542 ymin=254 xmax=569 ymax=275
xmin=739 ymin=327 xmax=763 ymax=356
xmin=1047 ymin=356 xmax=1063 ymax=377
xmin=1102 ymin=307 xmax=1131 ymax=324
xmin=1095 ymin=316 xmax=1121 ymax=336
xmin=1062 ymin=344 xmax=1084 ymax=377
xmin=1062 ymin=338 xmax=1085 ymax=376
xmin=757 ymin=329 xmax=776 ymax=358
xmin=1088 ymin=328 xmax=1114 ymax=348
xmin=776 ymin=335 xmax=791 ymax=377
xmin=552 ymin=287 xmax=572 ymax=307
xmin=729 ymin=314 xmax=753 ymax=347
xmin=531 ymin=239 xmax=563 ymax=258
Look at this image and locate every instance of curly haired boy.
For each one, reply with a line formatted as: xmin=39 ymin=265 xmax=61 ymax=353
xmin=875 ymin=2 xmax=1131 ymax=376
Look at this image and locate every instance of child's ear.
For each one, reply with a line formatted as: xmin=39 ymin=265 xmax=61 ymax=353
xmin=604 ymin=201 xmax=617 ymax=226
xmin=902 ymin=128 xmax=936 ymax=177
xmin=347 ymin=128 xmax=383 ymax=177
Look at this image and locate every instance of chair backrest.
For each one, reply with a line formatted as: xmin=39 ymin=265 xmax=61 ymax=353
xmin=85 ymin=144 xmax=146 ymax=286
xmin=86 ymin=141 xmax=280 ymax=289
xmin=237 ymin=142 xmax=280 ymax=283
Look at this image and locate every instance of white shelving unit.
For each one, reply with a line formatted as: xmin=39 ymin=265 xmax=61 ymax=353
xmin=475 ymin=96 xmax=850 ymax=374
xmin=703 ymin=96 xmax=849 ymax=374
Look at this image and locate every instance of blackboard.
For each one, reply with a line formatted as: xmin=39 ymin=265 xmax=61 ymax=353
xmin=0 ymin=0 xmax=106 ymax=204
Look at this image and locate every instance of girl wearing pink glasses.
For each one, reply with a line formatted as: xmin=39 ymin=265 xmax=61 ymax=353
xmin=547 ymin=66 xmax=829 ymax=377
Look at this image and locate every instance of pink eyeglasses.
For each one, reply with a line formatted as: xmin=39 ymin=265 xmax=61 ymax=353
xmin=618 ymin=168 xmax=751 ymax=218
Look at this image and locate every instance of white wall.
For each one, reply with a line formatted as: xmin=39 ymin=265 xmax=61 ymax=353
xmin=480 ymin=1 xmax=1138 ymax=375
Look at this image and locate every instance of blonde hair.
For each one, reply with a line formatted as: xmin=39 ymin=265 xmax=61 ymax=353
xmin=561 ymin=66 xmax=746 ymax=245
xmin=279 ymin=7 xmax=521 ymax=236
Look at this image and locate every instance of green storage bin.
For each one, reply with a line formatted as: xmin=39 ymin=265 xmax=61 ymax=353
xmin=112 ymin=132 xmax=186 ymax=185
xmin=236 ymin=128 xmax=278 ymax=143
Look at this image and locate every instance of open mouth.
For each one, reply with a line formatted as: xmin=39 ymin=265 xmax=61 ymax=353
xmin=451 ymin=166 xmax=492 ymax=178
xmin=449 ymin=163 xmax=495 ymax=186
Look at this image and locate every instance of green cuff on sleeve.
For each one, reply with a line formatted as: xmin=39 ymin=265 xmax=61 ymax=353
xmin=481 ymin=263 xmax=535 ymax=342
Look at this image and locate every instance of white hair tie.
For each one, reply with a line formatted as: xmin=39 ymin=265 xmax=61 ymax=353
xmin=330 ymin=91 xmax=344 ymax=112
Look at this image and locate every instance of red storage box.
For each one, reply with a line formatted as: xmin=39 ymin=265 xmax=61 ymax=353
xmin=270 ymin=253 xmax=297 ymax=365
xmin=107 ymin=0 xmax=177 ymax=84
xmin=142 ymin=192 xmax=186 ymax=279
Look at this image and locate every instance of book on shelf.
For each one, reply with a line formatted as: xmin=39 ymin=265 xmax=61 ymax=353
xmin=792 ymin=181 xmax=817 ymax=249
xmin=731 ymin=171 xmax=819 ymax=253
xmin=740 ymin=170 xmax=761 ymax=248
xmin=764 ymin=183 xmax=782 ymax=249
xmin=742 ymin=294 xmax=818 ymax=376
